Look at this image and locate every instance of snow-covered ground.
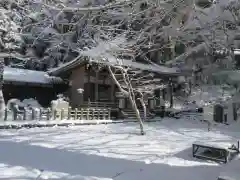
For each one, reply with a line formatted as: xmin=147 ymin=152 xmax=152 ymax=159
xmin=188 ymin=85 xmax=234 ymax=107
xmin=0 ymin=118 xmax=239 ymax=179
xmin=172 ymin=85 xmax=234 ymax=111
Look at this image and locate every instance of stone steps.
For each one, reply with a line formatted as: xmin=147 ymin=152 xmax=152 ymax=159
xmin=122 ymin=109 xmax=152 ymax=120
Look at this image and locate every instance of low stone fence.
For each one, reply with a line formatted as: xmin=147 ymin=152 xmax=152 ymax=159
xmin=3 ymin=107 xmax=111 ymax=121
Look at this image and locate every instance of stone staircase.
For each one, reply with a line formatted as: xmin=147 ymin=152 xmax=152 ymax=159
xmin=122 ymin=109 xmax=153 ymax=121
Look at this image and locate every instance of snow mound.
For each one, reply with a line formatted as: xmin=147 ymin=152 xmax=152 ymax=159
xmin=22 ymin=98 xmax=42 ymax=108
xmin=7 ymin=98 xmax=42 ymax=109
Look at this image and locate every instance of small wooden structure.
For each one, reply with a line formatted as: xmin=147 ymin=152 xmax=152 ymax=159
xmin=192 ymin=141 xmax=240 ymax=163
xmin=3 ymin=67 xmax=68 ymax=107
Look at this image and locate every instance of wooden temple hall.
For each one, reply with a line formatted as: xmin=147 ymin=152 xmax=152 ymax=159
xmin=48 ymin=57 xmax=186 ymax=109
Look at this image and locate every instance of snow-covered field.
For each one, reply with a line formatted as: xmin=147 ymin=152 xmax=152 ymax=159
xmin=0 ymin=118 xmax=239 ymax=179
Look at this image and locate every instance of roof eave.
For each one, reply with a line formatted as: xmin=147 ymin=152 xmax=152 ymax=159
xmin=48 ymin=59 xmax=88 ymax=76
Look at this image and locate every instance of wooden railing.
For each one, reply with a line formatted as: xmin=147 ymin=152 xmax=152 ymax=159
xmin=3 ymin=107 xmax=111 ymax=121
xmin=53 ymin=107 xmax=111 ymax=120
xmin=82 ymin=101 xmax=118 ymax=108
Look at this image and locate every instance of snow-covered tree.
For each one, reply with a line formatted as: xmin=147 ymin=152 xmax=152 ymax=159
xmin=108 ymin=65 xmax=164 ymax=135
xmin=0 ymin=0 xmax=240 ymax=119
xmin=0 ymin=2 xmax=26 ymax=118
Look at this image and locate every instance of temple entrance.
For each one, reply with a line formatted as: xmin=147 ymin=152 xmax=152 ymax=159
xmin=98 ymin=84 xmax=111 ymax=102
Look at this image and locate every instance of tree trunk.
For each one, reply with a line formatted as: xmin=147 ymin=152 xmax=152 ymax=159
xmin=107 ymin=65 xmax=145 ymax=135
xmin=124 ymin=71 xmax=145 ymax=135
xmin=129 ymin=95 xmax=145 ymax=135
xmin=0 ymin=59 xmax=5 ymax=120
xmin=138 ymin=93 xmax=146 ymax=122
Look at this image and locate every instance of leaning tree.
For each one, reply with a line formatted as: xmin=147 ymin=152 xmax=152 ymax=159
xmin=80 ymin=35 xmax=170 ymax=135
xmin=108 ymin=64 xmax=166 ymax=135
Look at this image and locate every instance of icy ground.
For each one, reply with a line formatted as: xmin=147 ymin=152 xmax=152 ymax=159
xmin=0 ymin=118 xmax=240 ymax=179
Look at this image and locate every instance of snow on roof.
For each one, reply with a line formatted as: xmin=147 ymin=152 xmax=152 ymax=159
xmin=90 ymin=57 xmax=181 ymax=75
xmin=234 ymin=49 xmax=240 ymax=55
xmin=48 ymin=55 xmax=182 ymax=76
xmin=47 ymin=56 xmax=86 ymax=75
xmin=193 ymin=141 xmax=234 ymax=150
xmin=4 ymin=67 xmax=64 ymax=85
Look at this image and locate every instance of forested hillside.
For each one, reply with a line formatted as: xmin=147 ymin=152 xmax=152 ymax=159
xmin=0 ymin=0 xmax=239 ymax=73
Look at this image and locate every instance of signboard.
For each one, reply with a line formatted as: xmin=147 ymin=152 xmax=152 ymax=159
xmin=116 ymin=92 xmax=126 ymax=98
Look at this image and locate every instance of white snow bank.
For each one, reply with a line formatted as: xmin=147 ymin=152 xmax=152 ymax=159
xmin=22 ymin=98 xmax=42 ymax=108
xmin=7 ymin=99 xmax=25 ymax=109
xmin=0 ymin=119 xmax=114 ymax=126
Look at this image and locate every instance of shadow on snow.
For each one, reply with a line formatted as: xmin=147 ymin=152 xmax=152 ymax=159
xmin=0 ymin=140 xmax=222 ymax=180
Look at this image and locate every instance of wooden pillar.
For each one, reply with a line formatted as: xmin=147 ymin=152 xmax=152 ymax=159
xmin=162 ymin=88 xmax=166 ymax=101
xmin=87 ymin=65 xmax=91 ymax=102
xmin=169 ymin=78 xmax=173 ymax=108
xmin=95 ymin=71 xmax=99 ymax=102
xmin=110 ymin=83 xmax=115 ymax=102
xmin=155 ymin=89 xmax=161 ymax=106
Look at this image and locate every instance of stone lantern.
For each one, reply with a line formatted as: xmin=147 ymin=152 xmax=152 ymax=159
xmin=116 ymin=92 xmax=125 ymax=109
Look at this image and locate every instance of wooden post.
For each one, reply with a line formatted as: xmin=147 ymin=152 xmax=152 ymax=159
xmin=103 ymin=109 xmax=106 ymax=120
xmin=192 ymin=144 xmax=195 ymax=157
xmin=53 ymin=109 xmax=57 ymax=120
xmin=95 ymin=71 xmax=99 ymax=102
xmin=74 ymin=108 xmax=78 ymax=120
xmin=88 ymin=108 xmax=91 ymax=120
xmin=92 ymin=108 xmax=95 ymax=120
xmin=46 ymin=108 xmax=51 ymax=120
xmin=208 ymin=121 xmax=211 ymax=131
xmin=169 ymin=78 xmax=173 ymax=108
xmin=81 ymin=108 xmax=83 ymax=120
xmin=156 ymin=89 xmax=161 ymax=107
xmin=79 ymin=108 xmax=82 ymax=120
xmin=23 ymin=108 xmax=27 ymax=120
xmin=237 ymin=141 xmax=239 ymax=153
xmin=108 ymin=108 xmax=111 ymax=120
xmin=39 ymin=108 xmax=42 ymax=120
xmin=87 ymin=108 xmax=89 ymax=120
xmin=110 ymin=83 xmax=115 ymax=102
xmin=4 ymin=108 xmax=7 ymax=121
xmin=31 ymin=109 xmax=35 ymax=120
xmin=97 ymin=109 xmax=100 ymax=120
xmin=67 ymin=107 xmax=71 ymax=120
xmin=162 ymin=88 xmax=166 ymax=101
xmin=12 ymin=108 xmax=17 ymax=121
xmin=60 ymin=108 xmax=64 ymax=120
xmin=225 ymin=150 xmax=227 ymax=163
